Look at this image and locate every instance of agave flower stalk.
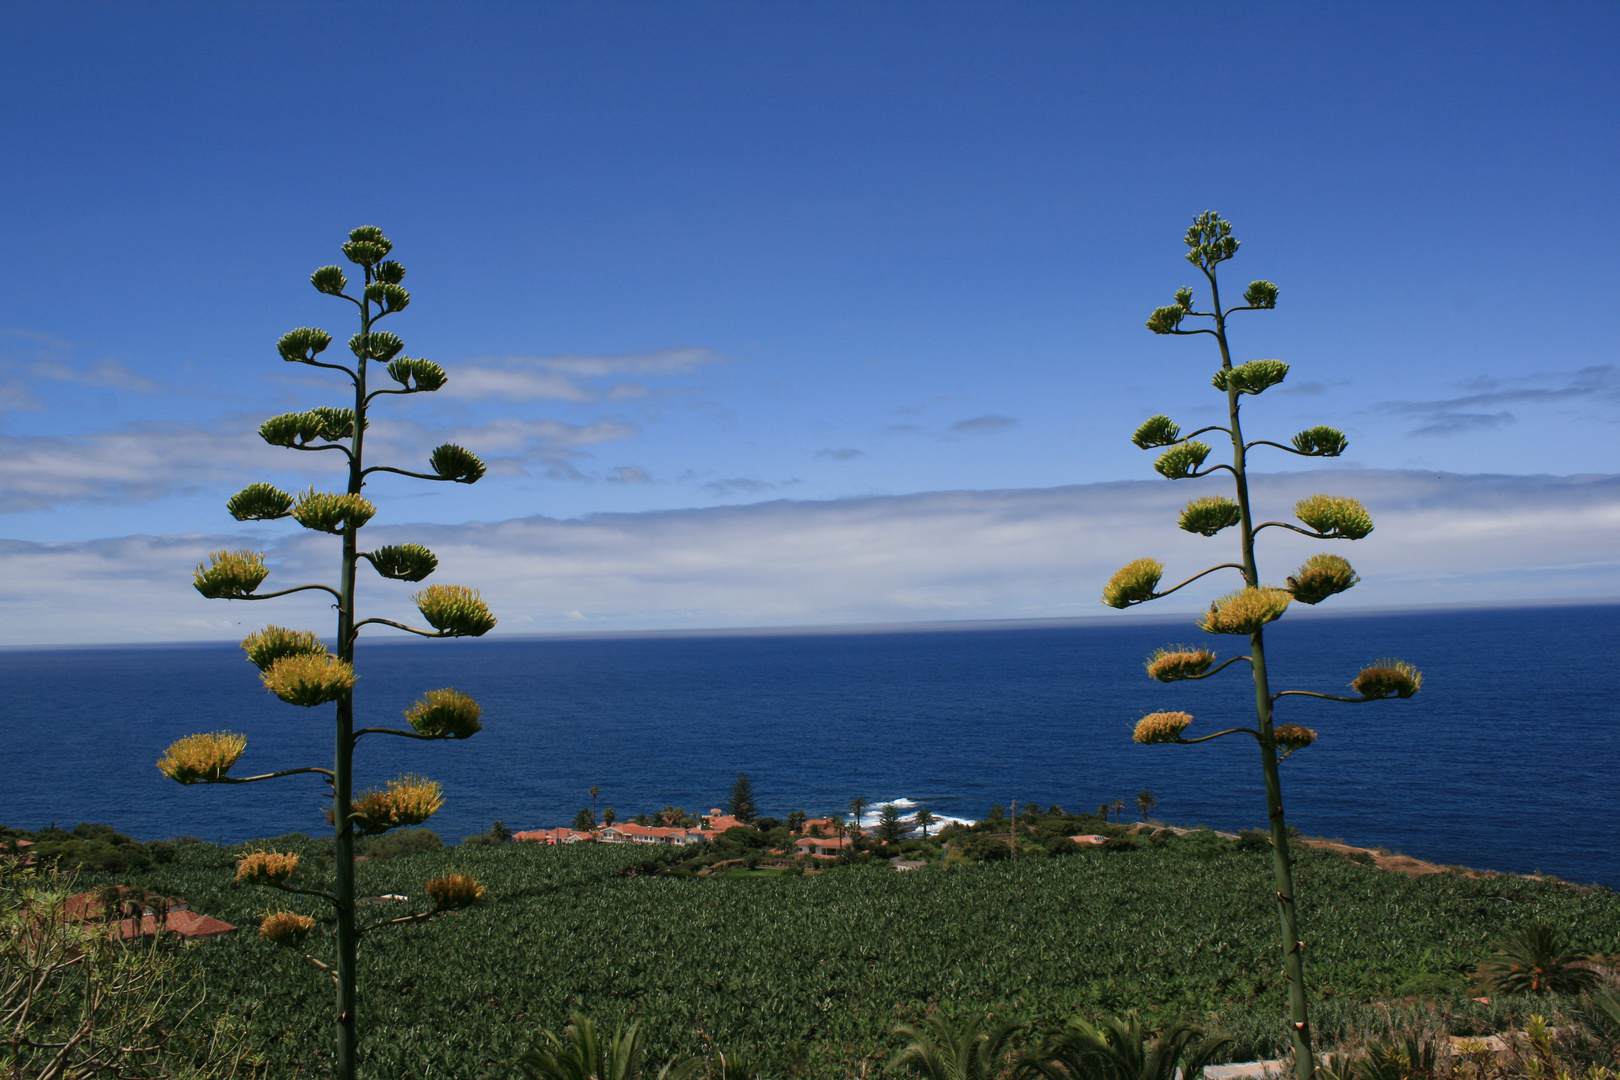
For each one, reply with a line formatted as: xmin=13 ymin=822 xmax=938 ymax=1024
xmin=159 ymin=228 xmax=492 ymax=1080
xmin=1106 ymin=212 xmax=1423 ymax=1080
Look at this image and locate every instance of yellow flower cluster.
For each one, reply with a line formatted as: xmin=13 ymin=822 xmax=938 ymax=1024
xmin=156 ymin=731 xmax=247 ymax=785
xmin=1199 ymin=587 xmax=1291 ymax=635
xmin=404 ymin=688 xmax=483 ymax=739
xmin=1132 ymin=711 xmax=1193 ymax=744
xmin=236 ymin=850 xmax=299 ymax=885
xmin=348 ymin=775 xmax=444 ymax=835
xmin=1101 ymin=557 xmax=1163 ymax=609
xmin=261 ymin=653 xmax=356 ymax=707
xmin=425 ymin=874 xmax=484 ymax=910
xmin=259 ymin=911 xmax=315 ymax=948
xmin=1144 ymin=646 xmax=1215 ymax=682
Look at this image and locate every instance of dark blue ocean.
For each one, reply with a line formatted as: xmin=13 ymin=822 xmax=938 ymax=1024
xmin=3 ymin=604 xmax=1616 ymax=886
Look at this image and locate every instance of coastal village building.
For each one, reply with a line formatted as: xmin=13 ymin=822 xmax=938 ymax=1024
xmin=64 ymin=887 xmax=236 ymax=942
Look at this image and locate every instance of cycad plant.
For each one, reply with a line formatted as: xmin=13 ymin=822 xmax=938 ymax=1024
xmin=1102 ymin=212 xmax=1423 ymax=1080
xmin=887 ymin=1010 xmax=1027 ymax=1080
xmin=1477 ymin=923 xmax=1601 ymax=995
xmin=157 ymin=227 xmax=495 ymax=1080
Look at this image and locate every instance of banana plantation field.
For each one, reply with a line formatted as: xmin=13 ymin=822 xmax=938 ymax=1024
xmin=77 ymin=835 xmax=1620 ymax=1079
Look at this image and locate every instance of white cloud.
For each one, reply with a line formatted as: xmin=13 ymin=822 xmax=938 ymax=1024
xmin=442 ymin=348 xmax=726 ymax=401
xmin=2 ymin=469 xmax=1616 ymax=647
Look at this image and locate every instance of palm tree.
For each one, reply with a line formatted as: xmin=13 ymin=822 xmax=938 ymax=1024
xmin=848 ymin=795 xmax=868 ymax=830
xmin=786 ymin=809 xmax=807 ymax=834
xmin=914 ymin=808 xmax=937 ymax=838
xmin=1478 ymin=923 xmax=1601 ymax=995
xmin=1022 ymin=1013 xmax=1231 ymax=1080
xmin=888 ymin=1010 xmax=1025 ymax=1080
xmin=1110 ymin=798 xmax=1126 ymax=822
xmin=1135 ymin=791 xmax=1157 ymax=823
xmin=510 ymin=1011 xmax=696 ymax=1080
xmin=590 ymin=786 xmax=600 ymax=813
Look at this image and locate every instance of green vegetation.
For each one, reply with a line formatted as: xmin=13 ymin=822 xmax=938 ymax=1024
xmin=1 ymin=861 xmax=257 ymax=1078
xmin=1108 ymin=212 xmax=1423 ymax=1078
xmin=157 ymin=227 xmax=494 ymax=1080
xmin=65 ymin=830 xmax=1620 ymax=1079
xmin=1 ymin=821 xmax=177 ymax=872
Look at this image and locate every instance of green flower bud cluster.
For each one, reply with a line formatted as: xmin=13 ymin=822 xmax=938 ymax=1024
xmin=405 ymin=688 xmax=483 ymax=739
xmin=386 ymin=357 xmax=447 ymax=392
xmin=1101 ymin=557 xmax=1163 ymax=608
xmin=364 ymin=282 xmax=410 ymax=313
xmin=1179 ymin=495 xmax=1240 ymax=536
xmin=1132 ymin=415 xmax=1181 ymax=449
xmin=227 ymin=482 xmax=294 ymax=521
xmin=260 ymin=408 xmax=364 ymax=448
xmin=342 ymin=226 xmax=392 ymax=267
xmin=1291 ymin=426 xmax=1348 ymax=457
xmin=1154 ymin=440 xmax=1210 ymax=479
xmin=1183 ymin=211 xmax=1238 ymax=270
xmin=310 ymin=266 xmax=348 ymax=295
xmin=193 ymin=550 xmax=267 ymax=599
xmin=1286 ymin=554 xmax=1358 ymax=605
xmin=1212 ymin=359 xmax=1288 ymax=395
xmin=374 ymin=260 xmax=406 ymax=285
xmin=1294 ymin=494 xmax=1374 ymax=540
xmin=291 ymin=490 xmax=376 ymax=534
xmin=277 ymin=327 xmax=333 ymax=363
xmin=349 ymin=331 xmax=404 ymax=361
xmin=1243 ymin=280 xmax=1278 ymax=308
xmin=430 ymin=443 xmax=487 ymax=483
xmin=364 ymin=543 xmax=438 ymax=582
xmin=1146 ymin=305 xmax=1186 ymax=334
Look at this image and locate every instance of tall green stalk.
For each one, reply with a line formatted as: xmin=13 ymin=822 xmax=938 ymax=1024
xmin=160 ymin=226 xmax=498 ymax=1080
xmin=1103 ymin=212 xmax=1425 ymax=1080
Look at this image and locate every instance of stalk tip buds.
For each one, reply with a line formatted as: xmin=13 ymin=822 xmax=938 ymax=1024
xmin=1134 ymin=711 xmax=1193 ymax=744
xmin=1350 ymin=659 xmax=1423 ymax=700
xmin=404 ymin=688 xmax=483 ymax=739
xmin=310 ymin=266 xmax=348 ymax=296
xmin=342 ymin=226 xmax=392 ymax=268
xmin=276 ymin=327 xmax=333 ymax=364
xmin=1145 ymin=646 xmax=1215 ymax=682
xmin=1200 ymin=587 xmax=1291 ymax=635
xmin=260 ymin=911 xmax=315 ymax=948
xmin=1102 ymin=557 xmax=1163 ymax=608
xmin=386 ymin=357 xmax=447 ymax=392
xmin=157 ymin=731 xmax=247 ymax=784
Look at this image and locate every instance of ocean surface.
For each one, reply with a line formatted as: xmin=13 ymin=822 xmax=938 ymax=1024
xmin=3 ymin=603 xmax=1616 ymax=886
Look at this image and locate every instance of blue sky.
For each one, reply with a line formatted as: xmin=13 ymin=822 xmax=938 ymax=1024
xmin=1 ymin=4 xmax=1616 ymax=642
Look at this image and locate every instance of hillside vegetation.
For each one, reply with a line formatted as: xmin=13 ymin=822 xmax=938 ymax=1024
xmin=73 ymin=833 xmax=1620 ymax=1079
